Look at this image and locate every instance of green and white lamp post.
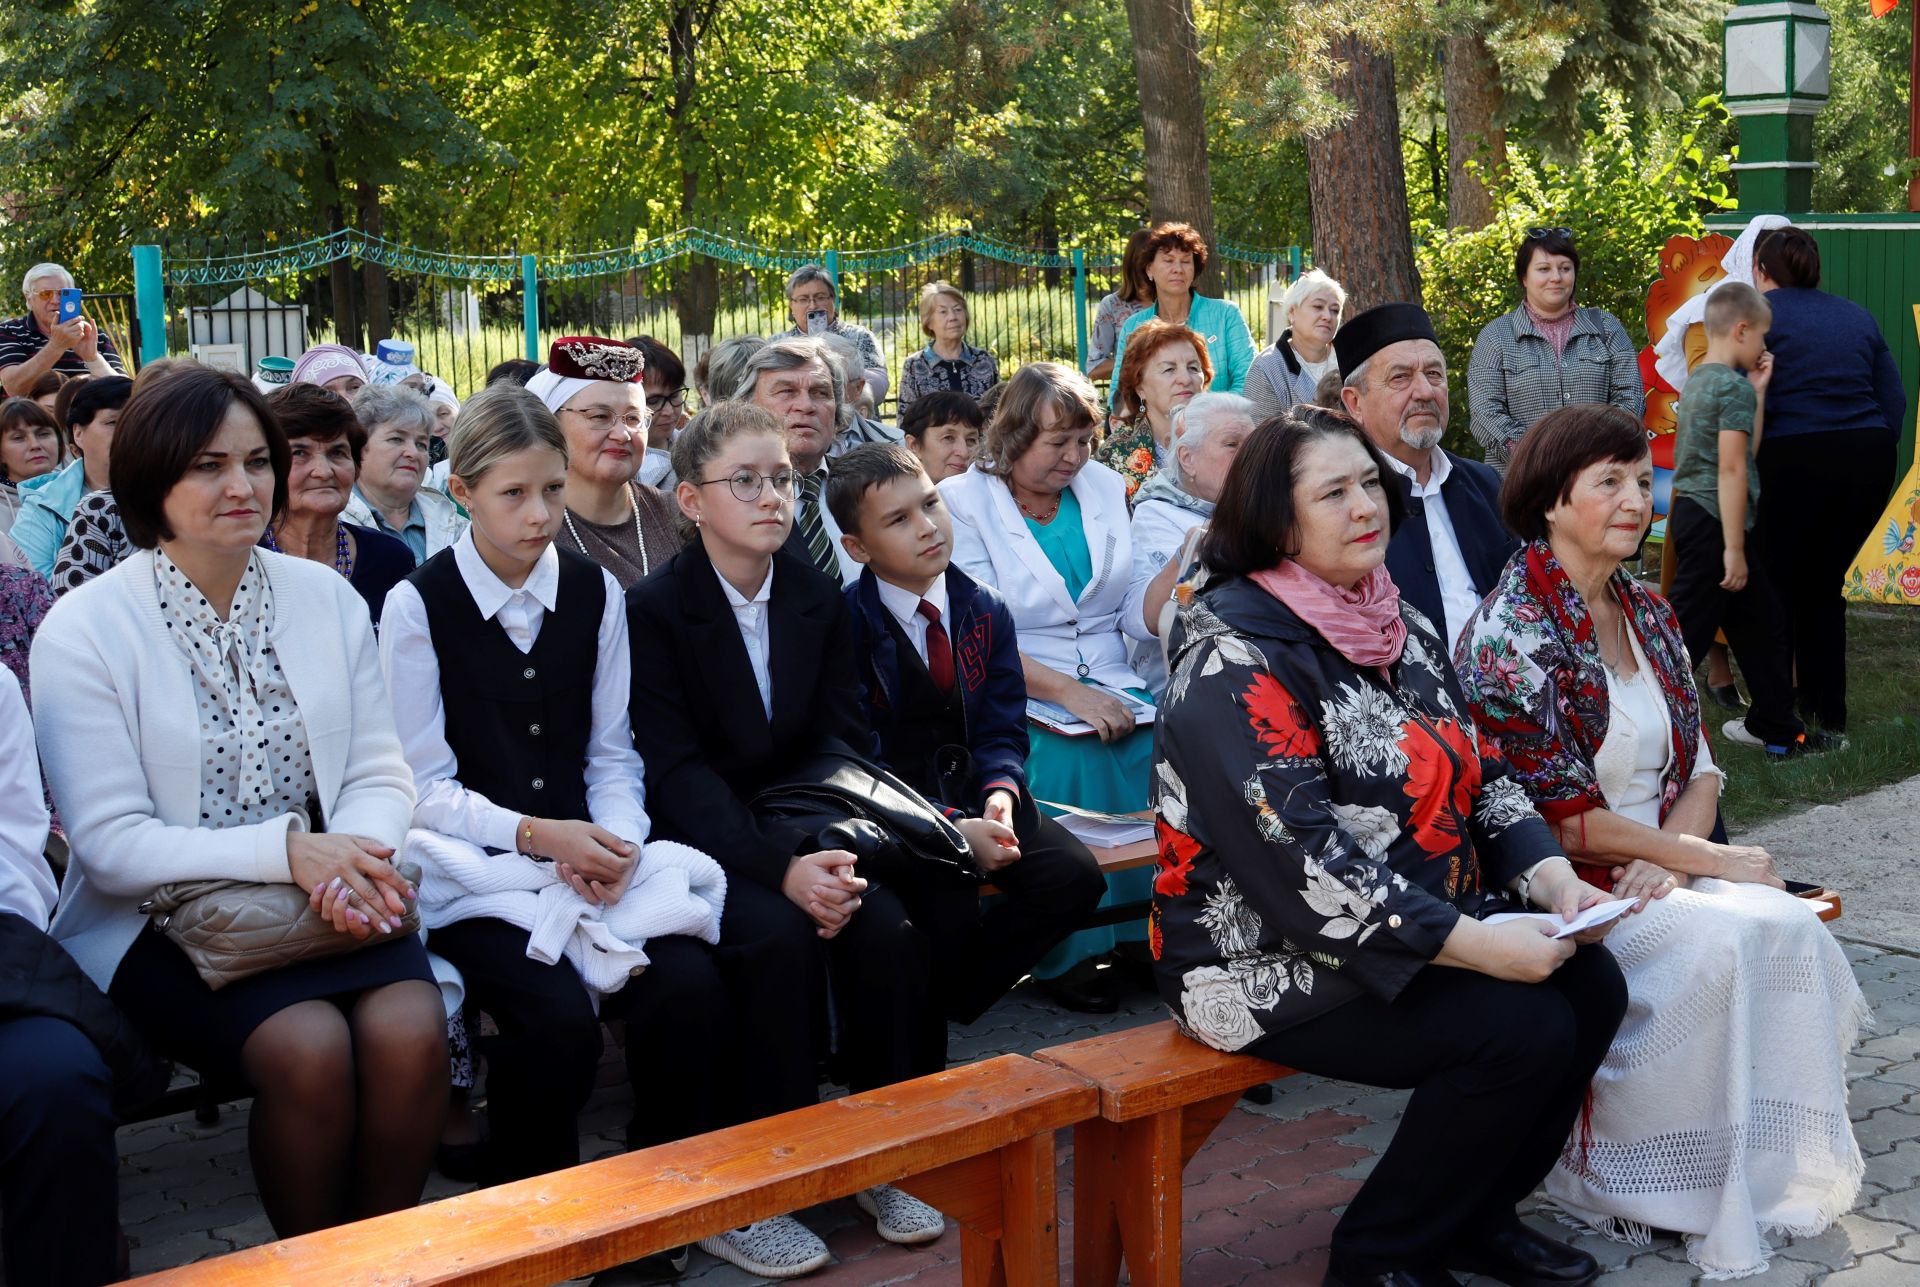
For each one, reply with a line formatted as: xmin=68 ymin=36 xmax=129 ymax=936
xmin=1723 ymin=0 xmax=1832 ymax=211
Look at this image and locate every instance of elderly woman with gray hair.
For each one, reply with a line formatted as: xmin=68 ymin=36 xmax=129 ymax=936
xmin=1246 ymin=269 xmax=1346 ymax=423
xmin=1123 ymin=392 xmax=1257 ymax=696
xmin=343 ymin=384 xmax=466 ymax=565
xmin=781 ymin=264 xmax=888 ymax=406
xmin=696 ymin=335 xmax=768 ymax=406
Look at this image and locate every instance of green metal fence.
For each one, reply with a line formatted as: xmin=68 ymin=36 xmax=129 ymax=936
xmin=132 ymin=227 xmax=1305 ymax=409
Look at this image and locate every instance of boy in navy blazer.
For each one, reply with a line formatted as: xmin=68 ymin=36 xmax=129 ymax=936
xmin=828 ymin=445 xmax=1104 ymax=1022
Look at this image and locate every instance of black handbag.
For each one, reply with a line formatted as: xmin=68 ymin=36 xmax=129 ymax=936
xmin=751 ymin=744 xmax=983 ymax=882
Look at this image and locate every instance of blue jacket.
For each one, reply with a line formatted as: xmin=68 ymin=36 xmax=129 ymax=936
xmin=846 ymin=564 xmax=1029 ymax=817
xmin=1109 ymin=294 xmax=1256 ymax=407
xmin=1760 ymin=287 xmax=1907 ymax=443
xmin=10 ymin=460 xmax=88 ymax=578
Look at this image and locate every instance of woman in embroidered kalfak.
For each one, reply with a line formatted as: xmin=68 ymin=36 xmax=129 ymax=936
xmin=1453 ymin=403 xmax=1865 ymax=1280
xmin=1152 ymin=404 xmax=1628 ymax=1287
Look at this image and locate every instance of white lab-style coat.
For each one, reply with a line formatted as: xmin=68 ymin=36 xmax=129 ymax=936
xmin=939 ymin=460 xmax=1150 ymax=694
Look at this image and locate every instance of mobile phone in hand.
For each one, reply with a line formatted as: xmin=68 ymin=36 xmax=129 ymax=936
xmin=806 ymin=309 xmax=829 ymax=335
xmin=57 ymin=289 xmax=83 ymax=324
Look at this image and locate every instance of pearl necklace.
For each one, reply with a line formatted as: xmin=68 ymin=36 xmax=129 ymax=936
xmin=564 ymin=483 xmax=649 ymax=576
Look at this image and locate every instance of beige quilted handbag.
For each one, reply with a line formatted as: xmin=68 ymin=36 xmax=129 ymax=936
xmin=139 ymin=861 xmax=423 ymax=991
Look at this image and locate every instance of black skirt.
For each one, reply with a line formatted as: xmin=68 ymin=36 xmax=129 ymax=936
xmin=109 ymin=921 xmax=434 ymax=1084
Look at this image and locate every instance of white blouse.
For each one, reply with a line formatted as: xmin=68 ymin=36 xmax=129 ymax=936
xmin=156 ymin=550 xmax=319 ymax=829
xmin=1594 ymin=625 xmax=1722 ymax=827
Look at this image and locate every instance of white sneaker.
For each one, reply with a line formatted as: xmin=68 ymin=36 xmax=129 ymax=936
xmin=1722 ymin=717 xmax=1765 ymax=748
xmin=856 ymin=1185 xmax=946 ymax=1245
xmin=695 ymin=1216 xmax=830 ymax=1278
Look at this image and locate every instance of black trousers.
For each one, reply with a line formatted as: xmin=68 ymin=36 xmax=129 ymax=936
xmin=1244 ymin=945 xmax=1627 ymax=1274
xmin=428 ymin=917 xmax=738 ymax=1182
xmin=902 ymin=813 xmax=1105 ymax=1025
xmin=1667 ymin=497 xmax=1803 ymax=746
xmin=1756 ymin=428 xmax=1898 ymax=730
xmin=0 ymin=1015 xmax=120 ymax=1287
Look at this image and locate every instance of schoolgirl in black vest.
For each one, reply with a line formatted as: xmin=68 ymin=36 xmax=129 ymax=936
xmin=626 ymin=400 xmax=949 ymax=1272
xmin=379 ymin=383 xmax=739 ymax=1191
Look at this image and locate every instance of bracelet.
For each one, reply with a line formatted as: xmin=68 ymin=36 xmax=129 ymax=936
xmin=520 ymin=817 xmax=536 ymax=857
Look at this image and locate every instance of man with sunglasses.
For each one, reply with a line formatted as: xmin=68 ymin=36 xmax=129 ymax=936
xmin=0 ymin=264 xmax=125 ymax=398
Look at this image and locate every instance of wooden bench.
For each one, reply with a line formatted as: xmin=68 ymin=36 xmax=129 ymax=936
xmin=1035 ymin=1020 xmax=1291 ymax=1287
xmin=129 ymin=1053 xmax=1097 ymax=1287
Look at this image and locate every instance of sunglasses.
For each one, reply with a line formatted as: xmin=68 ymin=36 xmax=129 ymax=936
xmin=1526 ymin=225 xmax=1572 ymax=241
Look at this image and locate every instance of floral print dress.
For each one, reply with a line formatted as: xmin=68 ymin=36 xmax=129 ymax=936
xmin=1150 ymin=574 xmax=1559 ymax=1051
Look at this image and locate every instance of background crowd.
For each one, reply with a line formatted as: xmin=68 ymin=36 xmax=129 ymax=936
xmin=0 ymin=215 xmax=1906 ymax=1287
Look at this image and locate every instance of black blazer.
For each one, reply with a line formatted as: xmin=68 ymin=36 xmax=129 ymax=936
xmin=626 ymin=541 xmax=873 ymax=891
xmin=1383 ymin=450 xmax=1519 ymax=643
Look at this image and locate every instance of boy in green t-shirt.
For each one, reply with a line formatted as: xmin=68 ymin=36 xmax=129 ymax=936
xmin=1668 ymin=282 xmax=1832 ymax=758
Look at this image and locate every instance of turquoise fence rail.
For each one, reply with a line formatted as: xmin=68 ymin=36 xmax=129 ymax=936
xmin=134 ymin=227 xmax=1303 ymax=406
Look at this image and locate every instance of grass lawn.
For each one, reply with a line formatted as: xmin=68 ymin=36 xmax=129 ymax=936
xmin=1716 ymin=606 xmax=1920 ymax=831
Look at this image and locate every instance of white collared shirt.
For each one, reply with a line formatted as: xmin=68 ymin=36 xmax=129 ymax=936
xmin=379 ymin=530 xmax=650 ymax=851
xmin=1382 ymin=449 xmax=1480 ymax=653
xmin=802 ymin=461 xmax=864 ymax=585
xmin=717 ymin=560 xmax=776 ymax=720
xmin=873 ymin=574 xmax=950 ymax=670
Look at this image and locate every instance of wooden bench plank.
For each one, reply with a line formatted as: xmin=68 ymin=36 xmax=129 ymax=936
xmin=131 ymin=1054 xmax=1095 ymax=1287
xmin=1036 ymin=1020 xmax=1286 ymax=1123
xmin=1036 ymin=1021 xmax=1290 ymax=1287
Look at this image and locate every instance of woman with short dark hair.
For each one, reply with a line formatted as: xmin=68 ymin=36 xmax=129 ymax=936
xmin=31 ymin=361 xmax=446 ymax=1239
xmin=261 ymin=383 xmax=415 ymax=624
xmin=1157 ymin=404 xmax=1626 ymax=1287
xmin=1453 ymin=403 xmax=1864 ymax=1278
xmin=1087 ymin=229 xmax=1153 ymax=381
xmin=1750 ymin=225 xmax=1907 ymax=733
xmin=1466 ymin=227 xmax=1643 ymax=474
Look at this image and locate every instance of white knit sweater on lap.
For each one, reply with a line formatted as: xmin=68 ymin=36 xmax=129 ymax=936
xmin=30 ymin=549 xmax=417 ymax=990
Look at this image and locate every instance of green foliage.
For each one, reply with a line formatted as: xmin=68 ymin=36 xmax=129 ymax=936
xmin=1813 ymin=1 xmax=1913 ymax=215
xmin=0 ymin=0 xmax=491 ymax=286
xmin=1414 ymin=92 xmax=1734 ymax=456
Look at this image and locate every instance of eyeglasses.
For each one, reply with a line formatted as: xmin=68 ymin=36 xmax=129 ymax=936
xmin=697 ymin=469 xmax=797 ymax=503
xmin=561 ymin=406 xmax=648 ymax=432
xmin=645 ymin=388 xmax=687 ymax=412
xmin=789 ymin=292 xmax=834 ymax=309
xmin=1526 ymin=226 xmax=1572 ymax=241
xmin=27 ymin=289 xmax=63 ymax=303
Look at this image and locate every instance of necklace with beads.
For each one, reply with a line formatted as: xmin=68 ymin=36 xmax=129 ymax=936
xmin=564 ymin=482 xmax=650 ymax=576
xmin=1015 ymin=490 xmax=1061 ymax=524
xmin=263 ymin=522 xmax=354 ymax=577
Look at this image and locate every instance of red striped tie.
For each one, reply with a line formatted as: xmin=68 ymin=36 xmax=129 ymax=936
xmin=916 ymin=600 xmax=955 ymax=695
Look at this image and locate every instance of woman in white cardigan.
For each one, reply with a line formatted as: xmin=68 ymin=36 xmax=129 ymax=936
xmin=939 ymin=362 xmax=1156 ymax=1012
xmin=30 ymin=363 xmax=446 ymax=1239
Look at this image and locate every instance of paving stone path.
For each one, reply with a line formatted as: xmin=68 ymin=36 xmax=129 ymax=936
xmin=81 ymin=933 xmax=1920 ymax=1286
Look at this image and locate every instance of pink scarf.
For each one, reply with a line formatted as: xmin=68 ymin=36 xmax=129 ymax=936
xmin=1250 ymin=561 xmax=1407 ymax=669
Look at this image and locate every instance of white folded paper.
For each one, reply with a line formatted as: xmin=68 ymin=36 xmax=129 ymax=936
xmin=1482 ymin=897 xmax=1640 ymax=940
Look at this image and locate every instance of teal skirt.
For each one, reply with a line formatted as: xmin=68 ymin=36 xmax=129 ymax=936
xmin=1026 ymin=710 xmax=1156 ymax=979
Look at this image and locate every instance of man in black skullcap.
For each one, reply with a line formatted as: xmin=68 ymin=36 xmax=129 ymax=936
xmin=1335 ymin=303 xmax=1518 ymax=653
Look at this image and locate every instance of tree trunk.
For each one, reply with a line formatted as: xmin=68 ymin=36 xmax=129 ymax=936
xmin=357 ymin=180 xmax=391 ymax=347
xmin=1444 ymin=32 xmax=1506 ymax=230
xmin=1124 ymin=0 xmax=1220 ymax=294
xmin=320 ymin=140 xmax=361 ymax=351
xmin=666 ymin=0 xmax=719 ymax=344
xmin=1304 ymin=35 xmax=1420 ymax=315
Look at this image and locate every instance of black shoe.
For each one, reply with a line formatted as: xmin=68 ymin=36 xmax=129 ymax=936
xmin=1706 ymin=682 xmax=1747 ymax=712
xmin=1446 ymin=1220 xmax=1600 ymax=1287
xmin=1761 ymin=727 xmax=1850 ymax=761
xmin=590 ymin=1246 xmax=691 ymax=1283
xmin=1033 ymin=972 xmax=1118 ymax=1014
xmin=1324 ymin=1259 xmax=1460 ymax=1287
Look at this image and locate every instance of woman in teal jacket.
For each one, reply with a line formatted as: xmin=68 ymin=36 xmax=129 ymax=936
xmin=1108 ymin=222 xmax=1254 ymax=407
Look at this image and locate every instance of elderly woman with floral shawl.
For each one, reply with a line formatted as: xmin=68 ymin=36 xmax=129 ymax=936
xmin=1154 ymin=406 xmax=1628 ymax=1287
xmin=1453 ymin=404 xmax=1865 ymax=1281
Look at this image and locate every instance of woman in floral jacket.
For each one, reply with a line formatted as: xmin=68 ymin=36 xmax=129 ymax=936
xmin=1153 ymin=407 xmax=1628 ymax=1287
xmin=1453 ymin=406 xmax=1864 ymax=1280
